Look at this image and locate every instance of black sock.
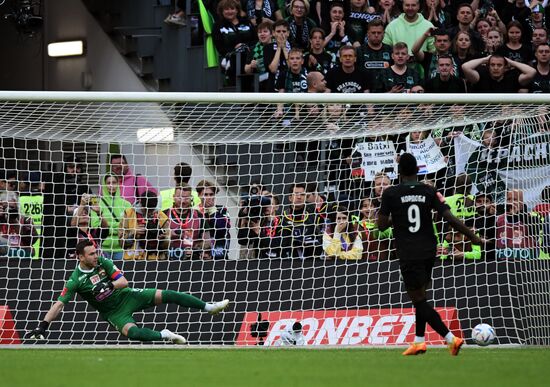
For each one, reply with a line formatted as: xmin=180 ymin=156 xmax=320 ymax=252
xmin=413 ymin=299 xmax=449 ymax=338
xmin=415 ymin=304 xmax=427 ymax=338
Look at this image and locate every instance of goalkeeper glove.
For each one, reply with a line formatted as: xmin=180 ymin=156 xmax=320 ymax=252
xmin=28 ymin=320 xmax=49 ymax=340
xmin=92 ymin=281 xmax=114 ymax=296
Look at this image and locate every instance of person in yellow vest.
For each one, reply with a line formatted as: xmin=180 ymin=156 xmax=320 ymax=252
xmin=160 ymin=162 xmax=200 ymax=211
xmin=18 ymin=171 xmax=44 ymax=259
xmin=0 ymin=191 xmax=37 ymax=258
xmin=119 ymin=191 xmax=169 ymax=260
xmin=445 ymin=173 xmax=476 ymax=222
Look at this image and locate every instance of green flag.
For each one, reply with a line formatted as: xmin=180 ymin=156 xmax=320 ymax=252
xmin=198 ymin=0 xmax=218 ymax=68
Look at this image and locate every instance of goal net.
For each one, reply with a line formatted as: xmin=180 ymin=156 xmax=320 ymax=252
xmin=0 ymin=92 xmax=549 ymax=346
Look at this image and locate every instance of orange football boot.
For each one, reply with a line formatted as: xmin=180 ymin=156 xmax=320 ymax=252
xmin=402 ymin=342 xmax=427 ymax=356
xmin=448 ymin=337 xmax=464 ymax=356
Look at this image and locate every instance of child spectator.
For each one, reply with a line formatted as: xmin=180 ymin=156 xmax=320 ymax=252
xmin=323 ymin=2 xmax=351 ymax=56
xmin=304 ymin=28 xmax=335 ymax=74
xmin=245 ymin=20 xmax=276 ymax=91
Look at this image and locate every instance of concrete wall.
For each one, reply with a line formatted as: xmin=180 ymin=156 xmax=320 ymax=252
xmin=43 ymin=0 xmax=147 ymax=91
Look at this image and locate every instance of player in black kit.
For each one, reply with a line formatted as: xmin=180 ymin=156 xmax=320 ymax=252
xmin=377 ymin=153 xmax=483 ymax=356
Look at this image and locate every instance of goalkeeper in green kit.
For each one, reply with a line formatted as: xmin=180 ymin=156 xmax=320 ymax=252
xmin=28 ymin=240 xmax=229 ymax=344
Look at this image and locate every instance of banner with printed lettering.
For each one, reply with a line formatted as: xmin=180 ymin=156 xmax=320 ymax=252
xmin=454 ymin=132 xmax=550 ymax=208
xmin=406 ymin=135 xmax=446 ymax=174
xmin=235 ymin=308 xmax=462 ymax=346
xmin=353 ymin=141 xmax=398 ymax=181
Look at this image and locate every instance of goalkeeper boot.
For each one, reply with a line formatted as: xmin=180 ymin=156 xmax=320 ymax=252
xmin=161 ymin=329 xmax=187 ymax=345
xmin=448 ymin=337 xmax=464 ymax=356
xmin=207 ymin=299 xmax=230 ymax=315
xmin=402 ymin=342 xmax=427 ymax=356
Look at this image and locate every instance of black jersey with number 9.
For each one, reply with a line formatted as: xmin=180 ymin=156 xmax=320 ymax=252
xmin=379 ymin=181 xmax=450 ymax=260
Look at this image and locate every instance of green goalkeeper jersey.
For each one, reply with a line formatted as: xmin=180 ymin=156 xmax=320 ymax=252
xmin=58 ymin=256 xmax=128 ymax=315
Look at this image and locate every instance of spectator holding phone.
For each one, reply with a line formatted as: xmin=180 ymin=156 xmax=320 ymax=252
xmin=377 ymin=42 xmax=422 ymax=92
xmin=98 ymin=174 xmax=131 ymax=260
xmin=69 ymin=193 xmax=110 ymax=259
xmin=119 ymin=191 xmax=169 ymax=260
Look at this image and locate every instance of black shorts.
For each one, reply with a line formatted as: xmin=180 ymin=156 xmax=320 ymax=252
xmin=399 ymin=257 xmax=435 ymax=291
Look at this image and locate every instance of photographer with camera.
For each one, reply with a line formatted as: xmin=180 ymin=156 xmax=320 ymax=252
xmin=0 ymin=191 xmax=37 ymax=258
xmin=237 ymin=182 xmax=271 ymax=259
xmin=164 ymin=184 xmax=208 ymax=260
xmin=68 ymin=193 xmax=110 ymax=259
xmin=119 ymin=190 xmax=169 ymax=260
xmin=197 ymin=180 xmax=230 ymax=260
xmin=280 ymin=182 xmax=323 ymax=259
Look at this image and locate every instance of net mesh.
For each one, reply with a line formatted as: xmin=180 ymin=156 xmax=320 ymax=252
xmin=0 ymin=94 xmax=549 ymax=346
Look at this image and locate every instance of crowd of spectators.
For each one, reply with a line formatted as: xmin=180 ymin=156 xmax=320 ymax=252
xmin=2 ymin=1 xmax=550 ymax=261
xmin=1 ymin=139 xmax=549 ymax=260
xmin=208 ymin=0 xmax=550 ymax=93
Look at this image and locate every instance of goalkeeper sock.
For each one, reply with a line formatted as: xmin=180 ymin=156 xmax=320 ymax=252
xmin=161 ymin=289 xmax=206 ymax=310
xmin=127 ymin=326 xmax=162 ymax=342
xmin=414 ymin=303 xmax=427 ymax=338
xmin=444 ymin=332 xmax=455 ymax=344
xmin=414 ymin=336 xmax=425 ymax=343
xmin=413 ymin=299 xmax=450 ymax=339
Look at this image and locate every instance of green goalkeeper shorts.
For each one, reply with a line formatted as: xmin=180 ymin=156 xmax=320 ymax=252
xmin=102 ymin=288 xmax=157 ymax=332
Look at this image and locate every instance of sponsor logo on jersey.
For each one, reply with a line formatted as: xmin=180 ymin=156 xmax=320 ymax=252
xmin=90 ymin=274 xmax=101 ymax=285
xmin=235 ymin=308 xmax=461 ymax=346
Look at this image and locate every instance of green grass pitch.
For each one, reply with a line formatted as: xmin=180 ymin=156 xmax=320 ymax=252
xmin=2 ymin=347 xmax=549 ymax=387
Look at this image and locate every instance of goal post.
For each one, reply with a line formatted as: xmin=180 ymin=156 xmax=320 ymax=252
xmin=0 ymin=91 xmax=549 ymax=346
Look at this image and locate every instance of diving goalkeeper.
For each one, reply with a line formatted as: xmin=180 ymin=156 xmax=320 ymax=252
xmin=28 ymin=240 xmax=229 ymax=344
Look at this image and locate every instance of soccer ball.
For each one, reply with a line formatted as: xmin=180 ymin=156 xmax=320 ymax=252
xmin=471 ymin=323 xmax=496 ymax=346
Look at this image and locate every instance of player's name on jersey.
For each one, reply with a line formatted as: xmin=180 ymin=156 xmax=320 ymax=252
xmin=400 ymin=195 xmax=426 ymax=203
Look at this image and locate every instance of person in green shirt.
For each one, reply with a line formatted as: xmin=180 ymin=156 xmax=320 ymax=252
xmin=28 ymin=240 xmax=229 ymax=343
xmin=99 ymin=174 xmax=131 ymax=260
